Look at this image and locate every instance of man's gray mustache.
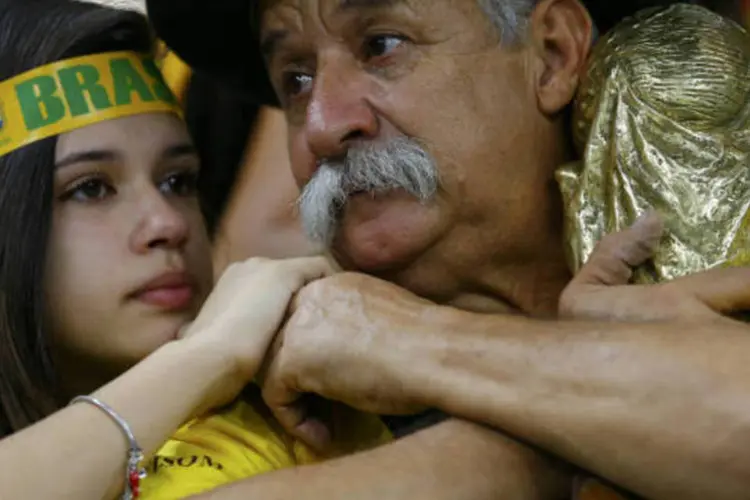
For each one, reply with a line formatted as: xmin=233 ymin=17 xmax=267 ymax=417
xmin=297 ymin=137 xmax=440 ymax=245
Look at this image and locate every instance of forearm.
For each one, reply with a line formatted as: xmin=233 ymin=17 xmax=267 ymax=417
xmin=412 ymin=310 xmax=750 ymax=500
xmin=0 ymin=340 xmax=233 ymax=500
xmin=200 ymin=418 xmax=570 ymax=500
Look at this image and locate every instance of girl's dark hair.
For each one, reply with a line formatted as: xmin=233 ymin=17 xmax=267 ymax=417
xmin=0 ymin=0 xmax=153 ymax=437
xmin=184 ymin=71 xmax=260 ymax=237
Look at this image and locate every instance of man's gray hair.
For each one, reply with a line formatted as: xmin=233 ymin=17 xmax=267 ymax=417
xmin=479 ymin=0 xmax=598 ymax=44
xmin=477 ymin=0 xmax=538 ymax=42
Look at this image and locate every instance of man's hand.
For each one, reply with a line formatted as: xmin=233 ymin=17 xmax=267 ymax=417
xmin=559 ymin=212 xmax=750 ymax=322
xmin=260 ymin=272 xmax=436 ymax=451
xmin=557 ymin=214 xmax=750 ymax=499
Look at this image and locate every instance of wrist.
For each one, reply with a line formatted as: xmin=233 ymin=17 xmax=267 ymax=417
xmin=81 ymin=338 xmax=245 ymax=459
xmin=151 ymin=338 xmax=243 ymax=414
xmin=396 ymin=304 xmax=479 ymax=410
xmin=408 ymin=306 xmax=519 ymax=412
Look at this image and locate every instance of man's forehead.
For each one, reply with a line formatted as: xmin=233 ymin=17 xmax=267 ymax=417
xmin=259 ymin=0 xmax=426 ymax=24
xmin=258 ymin=0 xmax=432 ymax=53
xmin=339 ymin=0 xmax=407 ymax=8
xmin=261 ymin=0 xmax=412 ymax=9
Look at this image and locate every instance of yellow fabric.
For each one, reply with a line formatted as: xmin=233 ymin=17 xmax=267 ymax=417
xmin=0 ymin=51 xmax=181 ymax=157
xmin=140 ymin=397 xmax=391 ymax=499
xmin=156 ymin=46 xmax=192 ymax=104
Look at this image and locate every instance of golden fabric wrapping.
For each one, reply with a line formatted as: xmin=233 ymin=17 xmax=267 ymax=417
xmin=557 ymin=4 xmax=750 ymax=284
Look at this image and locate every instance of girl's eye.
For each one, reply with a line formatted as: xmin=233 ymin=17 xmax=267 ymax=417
xmin=159 ymin=170 xmax=199 ymax=197
xmin=62 ymin=178 xmax=114 ymax=202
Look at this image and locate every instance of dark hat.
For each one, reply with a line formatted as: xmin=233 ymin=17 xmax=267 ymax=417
xmin=146 ymin=0 xmax=687 ymax=107
xmin=147 ymin=0 xmax=276 ymax=105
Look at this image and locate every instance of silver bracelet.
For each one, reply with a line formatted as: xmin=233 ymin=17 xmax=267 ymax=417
xmin=70 ymin=395 xmax=147 ymax=500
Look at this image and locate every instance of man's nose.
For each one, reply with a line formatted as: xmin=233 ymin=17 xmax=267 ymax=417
xmin=129 ymin=189 xmax=190 ymax=254
xmin=304 ymin=62 xmax=379 ymax=160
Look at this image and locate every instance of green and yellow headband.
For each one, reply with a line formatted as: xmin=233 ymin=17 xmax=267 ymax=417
xmin=0 ymin=51 xmax=182 ymax=157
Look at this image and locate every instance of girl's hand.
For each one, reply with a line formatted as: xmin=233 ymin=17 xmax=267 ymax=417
xmin=179 ymin=256 xmax=337 ymax=409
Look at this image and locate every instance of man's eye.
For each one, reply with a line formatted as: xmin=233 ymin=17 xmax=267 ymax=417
xmin=281 ymin=72 xmax=314 ymax=98
xmin=363 ymin=34 xmax=407 ymax=60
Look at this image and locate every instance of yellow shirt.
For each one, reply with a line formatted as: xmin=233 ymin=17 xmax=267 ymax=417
xmin=140 ymin=394 xmax=391 ymax=499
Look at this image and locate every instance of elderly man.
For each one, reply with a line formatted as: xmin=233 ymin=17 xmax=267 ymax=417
xmin=149 ymin=0 xmax=750 ymax=498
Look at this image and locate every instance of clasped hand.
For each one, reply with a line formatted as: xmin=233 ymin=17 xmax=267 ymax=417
xmin=180 ymin=212 xmax=750 ymax=454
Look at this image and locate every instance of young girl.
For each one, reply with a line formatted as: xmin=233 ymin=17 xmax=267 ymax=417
xmin=0 ymin=1 xmax=388 ymax=498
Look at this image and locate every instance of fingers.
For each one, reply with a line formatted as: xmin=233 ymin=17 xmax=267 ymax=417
xmin=220 ymin=256 xmax=336 ymax=285
xmin=668 ymin=267 xmax=750 ymax=314
xmin=280 ymin=255 xmax=339 ymax=288
xmin=559 ymin=212 xmax=749 ymax=321
xmin=274 ymin=400 xmax=333 ymax=452
xmin=262 ymin=377 xmax=333 ymax=453
xmin=261 ymin=366 xmax=304 ymax=432
xmin=294 ymin=417 xmax=333 ymax=454
xmin=573 ymin=211 xmax=664 ymax=287
xmin=260 ymin=331 xmax=334 ymax=453
xmin=560 ymin=212 xmax=665 ymax=319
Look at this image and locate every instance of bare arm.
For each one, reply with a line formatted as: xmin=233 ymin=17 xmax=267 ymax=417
xmin=0 ymin=341 xmax=233 ymax=499
xmin=0 ymin=256 xmax=336 ymax=500
xmin=410 ymin=310 xmax=750 ymax=500
xmin=199 ymin=419 xmax=571 ymax=500
xmin=257 ymin=224 xmax=750 ymax=500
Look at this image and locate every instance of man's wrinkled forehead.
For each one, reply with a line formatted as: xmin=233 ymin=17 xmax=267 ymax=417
xmin=259 ymin=0 xmax=412 ymax=19
xmin=257 ymin=0 xmax=424 ymax=57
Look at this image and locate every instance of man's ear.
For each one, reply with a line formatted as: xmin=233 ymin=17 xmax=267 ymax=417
xmin=527 ymin=0 xmax=593 ymax=115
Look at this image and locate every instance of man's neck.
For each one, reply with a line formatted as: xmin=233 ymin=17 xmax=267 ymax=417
xmin=375 ymin=246 xmax=572 ymax=318
xmin=447 ymin=255 xmax=572 ymax=317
